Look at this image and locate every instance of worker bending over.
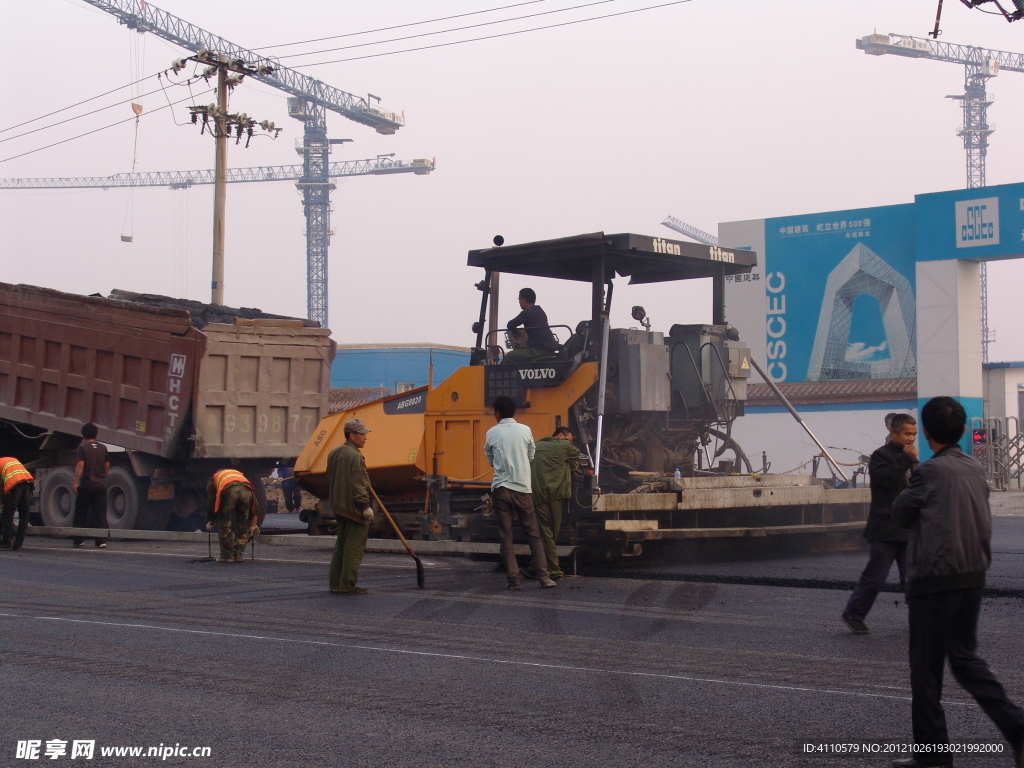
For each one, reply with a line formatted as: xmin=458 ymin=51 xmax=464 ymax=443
xmin=1 ymin=456 xmax=34 ymax=551
xmin=503 ymin=288 xmax=559 ymax=364
xmin=206 ymin=469 xmax=259 ymax=562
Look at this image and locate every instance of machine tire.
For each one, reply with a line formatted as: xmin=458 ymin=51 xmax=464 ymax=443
xmin=39 ymin=468 xmax=76 ymax=527
xmin=105 ymin=467 xmax=140 ymax=530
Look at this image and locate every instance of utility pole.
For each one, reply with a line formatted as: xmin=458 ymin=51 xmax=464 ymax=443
xmin=174 ymin=51 xmax=281 ymax=305
xmin=212 ymin=65 xmax=228 ymax=305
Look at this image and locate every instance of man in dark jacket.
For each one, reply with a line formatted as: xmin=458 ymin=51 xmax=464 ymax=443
xmin=327 ymin=418 xmax=374 ymax=595
xmin=842 ymin=413 xmax=918 ymax=633
xmin=502 ymin=288 xmax=559 ymax=365
xmin=890 ymin=397 xmax=1024 ymax=768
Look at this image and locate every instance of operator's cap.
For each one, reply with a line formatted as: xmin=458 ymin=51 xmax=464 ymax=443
xmin=344 ymin=418 xmax=371 ymax=435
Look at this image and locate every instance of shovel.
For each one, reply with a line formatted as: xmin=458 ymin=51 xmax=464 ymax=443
xmin=369 ymin=486 xmax=425 ymax=589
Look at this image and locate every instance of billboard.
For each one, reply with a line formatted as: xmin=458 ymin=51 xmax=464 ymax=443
xmin=760 ymin=204 xmax=917 ymax=383
xmin=916 ymin=181 xmax=1024 ymax=262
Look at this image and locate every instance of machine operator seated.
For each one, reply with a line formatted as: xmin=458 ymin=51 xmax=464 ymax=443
xmin=502 ymin=287 xmax=560 ymax=364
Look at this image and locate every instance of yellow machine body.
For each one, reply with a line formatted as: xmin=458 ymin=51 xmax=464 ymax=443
xmin=294 ymin=362 xmax=599 ymax=499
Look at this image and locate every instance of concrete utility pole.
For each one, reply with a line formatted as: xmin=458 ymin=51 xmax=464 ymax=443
xmin=175 ymin=51 xmax=281 ymax=305
xmin=212 ymin=65 xmax=228 ymax=305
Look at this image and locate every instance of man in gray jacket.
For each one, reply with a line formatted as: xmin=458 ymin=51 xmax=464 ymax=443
xmin=891 ymin=397 xmax=1024 ymax=768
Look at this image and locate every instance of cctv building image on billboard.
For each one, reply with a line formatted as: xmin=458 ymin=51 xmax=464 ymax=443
xmin=719 ymin=181 xmax=1024 ymax=472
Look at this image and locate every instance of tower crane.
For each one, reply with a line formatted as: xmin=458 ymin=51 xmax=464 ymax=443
xmin=857 ymin=32 xmax=1024 ymax=363
xmin=82 ymin=0 xmax=428 ymax=328
xmin=661 ymin=215 xmax=719 ymax=246
xmin=0 ymin=156 xmax=435 ymax=190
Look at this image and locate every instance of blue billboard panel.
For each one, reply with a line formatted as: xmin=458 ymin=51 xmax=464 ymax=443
xmin=916 ymin=181 xmax=1024 ymax=262
xmin=763 ymin=204 xmax=917 ymax=383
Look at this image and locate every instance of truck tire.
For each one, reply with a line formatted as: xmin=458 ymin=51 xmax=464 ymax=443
xmin=105 ymin=467 xmax=140 ymax=530
xmin=136 ymin=499 xmax=174 ymax=532
xmin=39 ymin=468 xmax=76 ymax=527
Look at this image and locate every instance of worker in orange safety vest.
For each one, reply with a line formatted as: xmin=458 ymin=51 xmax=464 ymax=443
xmin=1 ymin=457 xmax=35 ymax=551
xmin=205 ymin=469 xmax=259 ymax=562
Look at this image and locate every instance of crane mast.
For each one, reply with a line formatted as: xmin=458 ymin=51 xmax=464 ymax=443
xmin=82 ymin=0 xmax=420 ymax=328
xmin=858 ymin=32 xmax=1024 ymax=362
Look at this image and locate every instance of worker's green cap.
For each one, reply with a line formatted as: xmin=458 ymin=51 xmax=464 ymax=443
xmin=344 ymin=418 xmax=371 ymax=434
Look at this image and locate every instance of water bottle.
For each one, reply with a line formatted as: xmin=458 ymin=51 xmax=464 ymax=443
xmin=673 ymin=467 xmax=681 ymax=480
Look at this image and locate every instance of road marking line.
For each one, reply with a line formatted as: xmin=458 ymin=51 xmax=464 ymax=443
xmin=0 ymin=611 xmax=970 ymax=706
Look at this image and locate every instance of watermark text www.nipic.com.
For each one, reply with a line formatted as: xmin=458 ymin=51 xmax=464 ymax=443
xmin=15 ymin=741 xmax=212 ymax=760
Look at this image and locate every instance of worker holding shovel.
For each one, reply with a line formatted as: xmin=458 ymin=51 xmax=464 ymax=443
xmin=327 ymin=418 xmax=375 ymax=595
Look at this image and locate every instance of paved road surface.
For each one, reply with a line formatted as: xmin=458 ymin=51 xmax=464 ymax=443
xmin=2 ymin=532 xmax=1022 ymax=767
xmin=610 ymin=514 xmax=1024 ymax=594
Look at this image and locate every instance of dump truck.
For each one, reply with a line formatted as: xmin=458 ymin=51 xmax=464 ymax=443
xmin=294 ymin=232 xmax=868 ymax=561
xmin=0 ymin=283 xmax=335 ymax=531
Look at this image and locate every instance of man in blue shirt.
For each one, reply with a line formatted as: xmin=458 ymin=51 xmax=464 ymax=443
xmin=484 ymin=396 xmax=556 ymax=590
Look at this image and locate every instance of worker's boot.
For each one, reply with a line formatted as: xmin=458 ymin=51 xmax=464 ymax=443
xmin=505 ymin=576 xmax=521 ymax=591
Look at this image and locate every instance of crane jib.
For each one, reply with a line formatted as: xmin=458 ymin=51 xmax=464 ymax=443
xmin=80 ymin=0 xmax=405 ymax=131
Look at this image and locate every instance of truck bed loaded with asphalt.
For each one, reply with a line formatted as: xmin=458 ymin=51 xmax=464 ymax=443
xmin=0 ymin=283 xmax=335 ymax=532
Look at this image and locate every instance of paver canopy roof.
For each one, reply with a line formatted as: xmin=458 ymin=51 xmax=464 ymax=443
xmin=467 ymin=232 xmax=756 ymax=284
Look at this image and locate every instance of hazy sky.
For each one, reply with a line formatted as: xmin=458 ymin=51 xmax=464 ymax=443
xmin=2 ymin=0 xmax=1024 ymax=361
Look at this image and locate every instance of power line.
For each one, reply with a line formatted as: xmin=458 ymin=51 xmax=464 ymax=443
xmin=0 ymin=87 xmax=214 ymax=165
xmin=274 ymin=0 xmax=618 ymax=62
xmin=0 ymin=74 xmax=203 ymax=145
xmin=251 ymin=0 xmax=550 ymax=51
xmin=0 ymin=72 xmax=162 ymax=135
xmin=292 ymin=0 xmax=694 ymax=68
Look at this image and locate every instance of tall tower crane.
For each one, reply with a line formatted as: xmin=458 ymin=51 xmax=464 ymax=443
xmin=661 ymin=215 xmax=719 ymax=246
xmin=857 ymin=32 xmax=1024 ymax=362
xmin=83 ymin=0 xmax=425 ymax=328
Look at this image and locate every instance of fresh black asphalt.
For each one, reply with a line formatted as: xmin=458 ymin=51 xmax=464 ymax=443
xmin=2 ymin=510 xmax=1022 ymax=767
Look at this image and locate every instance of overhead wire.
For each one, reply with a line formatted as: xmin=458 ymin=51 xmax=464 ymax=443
xmin=0 ymin=77 xmax=205 ymax=145
xmin=0 ymin=76 xmax=203 ymax=145
xmin=272 ymin=0 xmax=618 ymax=61
xmin=250 ymin=0 xmax=550 ymax=51
xmin=5 ymin=0 xmax=692 ymax=164
xmin=0 ymin=72 xmax=164 ymax=135
xmin=0 ymin=87 xmax=215 ymax=165
xmin=290 ymin=0 xmax=694 ymax=68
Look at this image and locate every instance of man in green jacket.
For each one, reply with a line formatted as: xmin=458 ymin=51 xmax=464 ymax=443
xmin=527 ymin=427 xmax=582 ymax=580
xmin=327 ymin=418 xmax=374 ymax=595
